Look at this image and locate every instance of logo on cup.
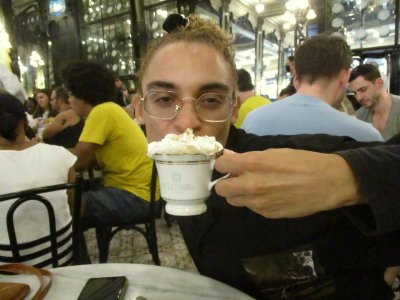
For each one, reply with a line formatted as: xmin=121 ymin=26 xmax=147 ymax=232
xmin=172 ymin=172 xmax=181 ymax=183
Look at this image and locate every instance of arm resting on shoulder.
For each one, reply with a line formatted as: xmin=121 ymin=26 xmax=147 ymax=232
xmin=42 ymin=112 xmax=67 ymax=139
xmin=70 ymin=141 xmax=99 ymax=172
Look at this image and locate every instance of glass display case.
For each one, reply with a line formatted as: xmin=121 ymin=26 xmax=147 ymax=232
xmin=330 ymin=0 xmax=397 ymax=49
xmin=80 ymin=0 xmax=134 ymax=76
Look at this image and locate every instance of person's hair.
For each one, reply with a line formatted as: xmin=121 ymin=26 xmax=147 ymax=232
xmin=54 ymin=86 xmax=69 ymax=104
xmin=279 ymin=84 xmax=296 ymax=97
xmin=349 ymin=64 xmax=381 ymax=83
xmin=138 ymin=14 xmax=236 ymax=93
xmin=60 ymin=60 xmax=117 ymax=106
xmin=236 ymin=69 xmax=254 ymax=92
xmin=0 ymin=90 xmax=26 ymax=142
xmin=295 ymin=35 xmax=352 ymax=84
xmin=24 ymin=97 xmax=38 ymax=114
xmin=288 ymin=55 xmax=294 ymax=62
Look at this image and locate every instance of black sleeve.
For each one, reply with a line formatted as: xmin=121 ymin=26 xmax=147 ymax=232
xmin=336 ymin=145 xmax=400 ymax=235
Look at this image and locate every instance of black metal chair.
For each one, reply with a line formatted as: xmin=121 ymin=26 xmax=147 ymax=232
xmin=0 ymin=174 xmax=83 ymax=268
xmin=78 ymin=162 xmax=160 ymax=265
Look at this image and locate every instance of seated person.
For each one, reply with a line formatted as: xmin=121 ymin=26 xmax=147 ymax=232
xmin=42 ymin=87 xmax=84 ymax=148
xmin=233 ymin=68 xmax=271 ymax=128
xmin=0 ymin=91 xmax=76 ymax=267
xmin=62 ymin=61 xmax=155 ymax=225
xmin=133 ymin=15 xmax=400 ymax=299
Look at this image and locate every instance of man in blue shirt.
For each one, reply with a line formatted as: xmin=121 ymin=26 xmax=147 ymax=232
xmin=241 ymin=35 xmax=383 ymax=142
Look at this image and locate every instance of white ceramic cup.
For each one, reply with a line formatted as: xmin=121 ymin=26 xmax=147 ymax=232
xmin=153 ymin=153 xmax=223 ymax=216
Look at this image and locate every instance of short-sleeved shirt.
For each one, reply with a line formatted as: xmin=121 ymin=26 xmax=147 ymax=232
xmin=356 ymin=94 xmax=400 ymax=141
xmin=234 ymin=95 xmax=271 ymax=128
xmin=79 ymin=102 xmax=153 ymax=201
xmin=242 ymin=94 xmax=383 ymax=142
xmin=0 ymin=143 xmax=76 ymax=267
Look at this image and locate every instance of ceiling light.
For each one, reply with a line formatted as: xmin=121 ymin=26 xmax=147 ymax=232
xmin=255 ymin=3 xmax=265 ymax=13
xmin=306 ymin=8 xmax=316 ymax=20
xmin=298 ymin=0 xmax=309 ymax=10
xmin=283 ymin=23 xmax=291 ymax=30
xmin=285 ymin=0 xmax=298 ymax=11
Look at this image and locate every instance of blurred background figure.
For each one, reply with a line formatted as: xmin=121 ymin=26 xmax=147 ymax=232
xmin=24 ymin=96 xmax=38 ymax=116
xmin=277 ymin=84 xmax=296 ymax=100
xmin=34 ymin=89 xmax=57 ymax=139
xmin=285 ymin=55 xmax=296 ymax=78
xmin=349 ymin=64 xmax=400 ymax=141
xmin=0 ymin=63 xmax=28 ymax=103
xmin=42 ymin=87 xmax=84 ymax=148
xmin=234 ymin=68 xmax=271 ymax=128
xmin=115 ymin=76 xmax=129 ymax=107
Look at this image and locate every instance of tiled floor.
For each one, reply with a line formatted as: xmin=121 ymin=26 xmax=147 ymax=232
xmin=84 ymin=217 xmax=198 ymax=273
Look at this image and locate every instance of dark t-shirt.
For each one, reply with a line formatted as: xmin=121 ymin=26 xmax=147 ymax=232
xmin=178 ymin=126 xmax=400 ymax=299
xmin=43 ymin=119 xmax=84 ymax=148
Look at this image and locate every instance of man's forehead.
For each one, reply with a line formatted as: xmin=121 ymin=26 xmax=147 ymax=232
xmin=142 ymin=42 xmax=234 ymax=92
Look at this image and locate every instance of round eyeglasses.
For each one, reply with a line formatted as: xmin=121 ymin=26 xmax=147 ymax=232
xmin=141 ymin=90 xmax=237 ymax=122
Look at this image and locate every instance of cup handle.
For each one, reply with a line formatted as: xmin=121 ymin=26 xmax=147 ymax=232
xmin=208 ymin=173 xmax=230 ymax=191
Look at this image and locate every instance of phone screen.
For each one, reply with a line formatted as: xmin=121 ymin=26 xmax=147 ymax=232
xmin=77 ymin=276 xmax=128 ymax=300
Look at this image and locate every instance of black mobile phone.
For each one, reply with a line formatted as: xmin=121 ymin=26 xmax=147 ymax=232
xmin=77 ymin=276 xmax=128 ymax=300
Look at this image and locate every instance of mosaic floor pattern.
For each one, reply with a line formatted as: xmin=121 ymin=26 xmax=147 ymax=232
xmin=84 ymin=217 xmax=198 ymax=273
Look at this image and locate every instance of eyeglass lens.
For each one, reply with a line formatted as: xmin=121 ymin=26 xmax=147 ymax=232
xmin=144 ymin=90 xmax=232 ymax=121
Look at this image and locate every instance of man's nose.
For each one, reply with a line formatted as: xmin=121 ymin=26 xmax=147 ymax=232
xmin=174 ymin=101 xmax=202 ymax=133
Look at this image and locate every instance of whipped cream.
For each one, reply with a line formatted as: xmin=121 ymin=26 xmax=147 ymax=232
xmin=148 ymin=129 xmax=223 ymax=156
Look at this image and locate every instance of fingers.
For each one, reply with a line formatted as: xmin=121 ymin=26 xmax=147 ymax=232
xmin=215 ymin=151 xmax=261 ymax=174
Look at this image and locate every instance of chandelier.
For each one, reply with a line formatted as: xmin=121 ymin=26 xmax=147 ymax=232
xmin=283 ymin=0 xmax=316 ymax=30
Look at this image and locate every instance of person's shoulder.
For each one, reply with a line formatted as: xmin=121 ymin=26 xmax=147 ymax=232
xmin=91 ymin=102 xmax=124 ymax=117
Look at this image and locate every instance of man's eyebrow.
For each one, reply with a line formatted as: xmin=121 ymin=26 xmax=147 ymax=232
xmin=199 ymin=83 xmax=230 ymax=92
xmin=147 ymin=81 xmax=176 ymax=90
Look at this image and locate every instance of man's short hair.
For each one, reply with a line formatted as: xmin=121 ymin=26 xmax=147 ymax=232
xmin=237 ymin=69 xmax=254 ymax=92
xmin=287 ymin=55 xmax=294 ymax=62
xmin=295 ymin=35 xmax=352 ymax=84
xmin=60 ymin=60 xmax=116 ymax=106
xmin=54 ymin=87 xmax=69 ymax=103
xmin=349 ymin=64 xmax=381 ymax=83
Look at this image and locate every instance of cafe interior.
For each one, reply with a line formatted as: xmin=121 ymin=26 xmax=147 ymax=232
xmin=1 ymin=0 xmax=400 ymax=299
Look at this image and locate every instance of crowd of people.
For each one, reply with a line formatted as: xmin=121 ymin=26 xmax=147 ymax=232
xmin=1 ymin=12 xmax=400 ymax=300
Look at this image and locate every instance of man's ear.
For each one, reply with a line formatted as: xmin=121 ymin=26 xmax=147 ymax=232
xmin=340 ymin=69 xmax=351 ymax=89
xmin=293 ymin=75 xmax=300 ymax=90
xmin=374 ymin=77 xmax=385 ymax=90
xmin=133 ymin=93 xmax=145 ymax=125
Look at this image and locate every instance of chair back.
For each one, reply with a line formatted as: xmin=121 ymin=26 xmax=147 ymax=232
xmin=77 ymin=163 xmax=160 ymax=264
xmin=0 ymin=175 xmax=82 ymax=268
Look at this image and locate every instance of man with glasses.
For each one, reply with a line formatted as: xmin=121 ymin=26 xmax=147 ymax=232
xmin=61 ymin=60 xmax=154 ymax=225
xmin=134 ymin=14 xmax=400 ymax=299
